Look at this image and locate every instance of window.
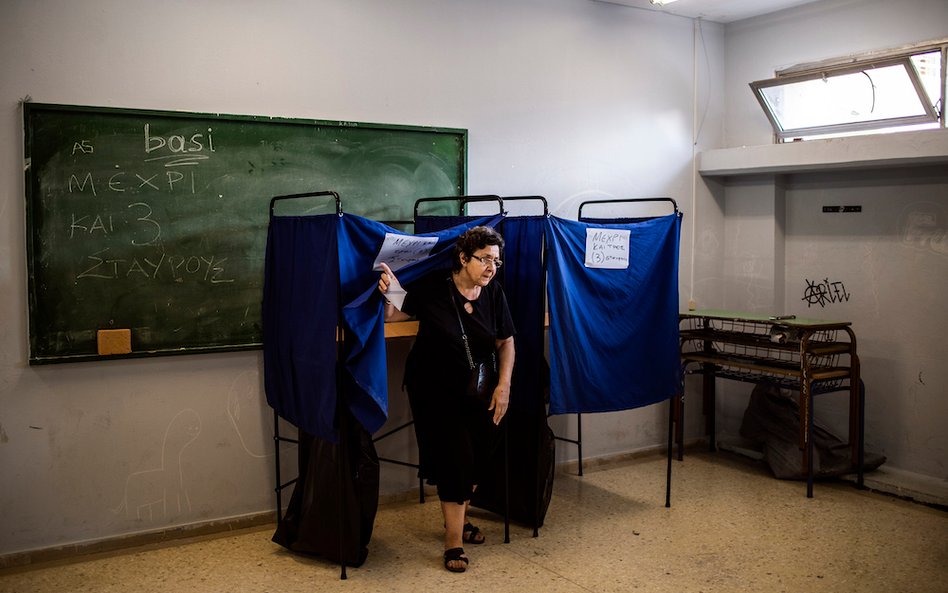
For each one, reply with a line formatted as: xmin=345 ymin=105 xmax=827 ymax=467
xmin=751 ymin=40 xmax=946 ymax=142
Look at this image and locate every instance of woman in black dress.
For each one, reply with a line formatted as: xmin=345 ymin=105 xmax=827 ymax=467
xmin=378 ymin=226 xmax=515 ymax=573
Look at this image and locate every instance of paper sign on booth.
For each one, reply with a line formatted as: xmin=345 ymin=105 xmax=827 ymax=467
xmin=372 ymin=233 xmax=438 ymax=272
xmin=584 ymin=228 xmax=630 ymax=269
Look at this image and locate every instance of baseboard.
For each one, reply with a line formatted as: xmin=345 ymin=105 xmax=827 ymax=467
xmin=0 ymin=511 xmax=276 ymax=571
xmin=713 ymin=433 xmax=948 ymax=508
xmin=843 ymin=464 xmax=948 ymax=508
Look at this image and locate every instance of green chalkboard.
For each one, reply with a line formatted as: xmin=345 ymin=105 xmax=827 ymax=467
xmin=24 ymin=103 xmax=467 ymax=364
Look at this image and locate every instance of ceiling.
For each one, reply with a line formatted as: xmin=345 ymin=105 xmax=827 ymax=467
xmin=591 ymin=0 xmax=823 ymax=23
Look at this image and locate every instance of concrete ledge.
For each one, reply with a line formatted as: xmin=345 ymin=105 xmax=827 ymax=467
xmin=699 ymin=129 xmax=948 ymax=177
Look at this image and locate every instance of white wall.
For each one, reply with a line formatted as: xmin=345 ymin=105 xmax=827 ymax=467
xmin=784 ymin=167 xmax=948 ymax=479
xmin=0 ymin=0 xmax=724 ymax=556
xmin=708 ymin=0 xmax=948 ymax=481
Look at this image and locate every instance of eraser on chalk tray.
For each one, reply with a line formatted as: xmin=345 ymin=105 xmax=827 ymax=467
xmin=97 ymin=329 xmax=132 ymax=356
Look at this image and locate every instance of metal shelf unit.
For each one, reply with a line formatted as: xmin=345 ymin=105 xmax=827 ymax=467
xmin=678 ymin=310 xmax=865 ymax=497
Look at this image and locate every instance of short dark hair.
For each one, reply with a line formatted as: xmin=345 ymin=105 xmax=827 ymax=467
xmin=452 ymin=226 xmax=505 ymax=272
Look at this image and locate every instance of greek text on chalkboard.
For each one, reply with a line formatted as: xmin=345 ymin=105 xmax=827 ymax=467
xmin=66 ymin=123 xmax=232 ymax=284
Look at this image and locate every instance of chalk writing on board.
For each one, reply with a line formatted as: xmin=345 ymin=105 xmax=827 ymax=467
xmin=68 ymin=168 xmax=199 ymax=196
xmin=127 ymin=202 xmax=162 ymax=245
xmin=72 ymin=140 xmax=94 ymax=154
xmin=69 ymin=213 xmax=114 ymax=237
xmin=373 ymin=233 xmax=438 ymax=271
xmin=584 ymin=228 xmax=630 ymax=269
xmin=801 ymin=277 xmax=850 ymax=308
xmin=69 ymin=202 xmax=162 ymax=244
xmin=76 ymin=249 xmax=234 ymax=283
xmin=143 ymin=123 xmax=216 ymax=167
xmin=62 ymin=128 xmax=231 ymax=285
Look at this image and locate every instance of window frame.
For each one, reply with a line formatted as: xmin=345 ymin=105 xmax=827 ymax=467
xmin=750 ymin=39 xmax=947 ymax=143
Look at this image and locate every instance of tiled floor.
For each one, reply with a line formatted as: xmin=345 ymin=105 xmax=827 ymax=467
xmin=2 ymin=451 xmax=946 ymax=593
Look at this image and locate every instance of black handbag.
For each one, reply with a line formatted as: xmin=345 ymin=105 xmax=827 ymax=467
xmin=452 ymin=284 xmax=497 ymax=407
xmin=465 ymin=358 xmax=498 ymax=406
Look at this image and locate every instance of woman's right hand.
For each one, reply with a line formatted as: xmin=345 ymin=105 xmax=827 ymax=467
xmin=378 ymin=262 xmax=396 ymax=296
xmin=378 ymin=262 xmax=410 ymax=322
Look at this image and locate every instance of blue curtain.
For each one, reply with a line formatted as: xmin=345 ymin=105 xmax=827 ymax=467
xmin=545 ymin=214 xmax=681 ymax=414
xmin=338 ymin=213 xmax=504 ymax=435
xmin=498 ymin=216 xmax=547 ymax=412
xmin=263 ymin=215 xmax=340 ymax=441
xmin=470 ymin=215 xmax=556 ymax=525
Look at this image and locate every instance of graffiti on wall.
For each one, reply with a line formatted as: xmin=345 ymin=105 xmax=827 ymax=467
xmin=802 ymin=277 xmax=851 ymax=308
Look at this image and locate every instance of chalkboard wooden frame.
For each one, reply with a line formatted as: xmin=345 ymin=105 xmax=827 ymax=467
xmin=23 ymin=103 xmax=467 ymax=364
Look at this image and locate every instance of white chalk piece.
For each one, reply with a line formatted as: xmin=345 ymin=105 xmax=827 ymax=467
xmin=584 ymin=228 xmax=631 ymax=269
xmin=372 ymin=233 xmax=438 ymax=272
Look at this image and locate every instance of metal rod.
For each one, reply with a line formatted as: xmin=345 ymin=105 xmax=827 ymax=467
xmin=666 ymin=397 xmax=674 ymax=508
xmin=377 ymin=457 xmax=420 ymax=469
xmin=413 ymin=194 xmax=501 ymax=219
xmin=576 ymin=413 xmax=584 ymax=477
xmin=273 ymin=411 xmax=283 ymax=523
xmin=269 ymin=190 xmax=341 ymax=217
xmin=578 ymin=197 xmax=679 ymax=219
xmin=504 ymin=421 xmax=510 ymax=544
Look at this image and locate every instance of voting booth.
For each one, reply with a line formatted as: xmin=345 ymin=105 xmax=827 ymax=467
xmin=262 ymin=193 xmax=685 ymax=575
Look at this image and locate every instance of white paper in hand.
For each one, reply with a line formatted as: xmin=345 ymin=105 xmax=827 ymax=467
xmin=385 ymin=274 xmax=407 ymax=311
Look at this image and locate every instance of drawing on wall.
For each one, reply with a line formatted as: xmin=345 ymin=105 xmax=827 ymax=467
xmin=899 ymin=201 xmax=948 ymax=257
xmin=113 ymin=408 xmax=202 ymax=521
xmin=737 ymin=256 xmax=770 ymax=311
xmin=226 ymin=369 xmax=271 ymax=459
xmin=802 ymin=277 xmax=851 ymax=308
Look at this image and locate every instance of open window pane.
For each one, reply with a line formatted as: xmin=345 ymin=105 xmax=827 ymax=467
xmin=750 ymin=42 xmax=945 ymax=142
xmin=759 ymin=62 xmax=928 ymax=130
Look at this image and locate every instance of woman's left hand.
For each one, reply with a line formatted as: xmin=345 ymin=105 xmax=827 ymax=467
xmin=490 ymin=336 xmax=515 ymax=425
xmin=489 ymin=385 xmax=510 ymax=425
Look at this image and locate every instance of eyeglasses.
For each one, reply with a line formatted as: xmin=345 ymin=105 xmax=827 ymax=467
xmin=470 ymin=254 xmax=503 ymax=268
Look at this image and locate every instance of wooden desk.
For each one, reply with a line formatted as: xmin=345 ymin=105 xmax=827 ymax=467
xmin=383 ymin=320 xmax=419 ymax=339
xmin=383 ymin=313 xmax=548 ymax=339
xmin=678 ymin=309 xmax=864 ymax=497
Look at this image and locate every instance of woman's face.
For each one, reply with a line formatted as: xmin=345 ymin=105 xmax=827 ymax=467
xmin=460 ymin=245 xmax=501 ymax=287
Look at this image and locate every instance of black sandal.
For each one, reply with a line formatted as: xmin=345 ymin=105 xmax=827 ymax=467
xmin=462 ymin=522 xmax=485 ymax=545
xmin=443 ymin=547 xmax=469 ymax=573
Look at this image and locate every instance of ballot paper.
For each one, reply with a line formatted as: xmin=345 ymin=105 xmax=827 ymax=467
xmin=384 ymin=273 xmax=407 ymax=311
